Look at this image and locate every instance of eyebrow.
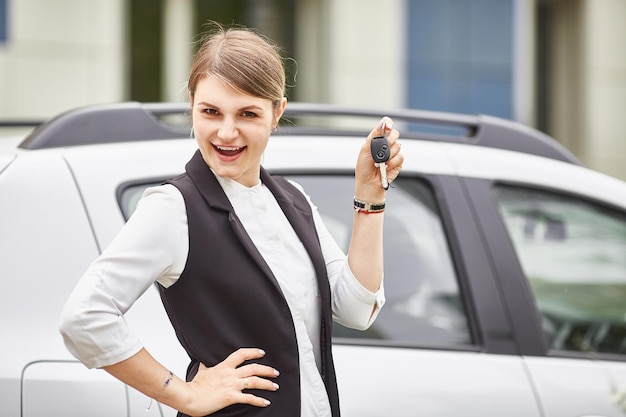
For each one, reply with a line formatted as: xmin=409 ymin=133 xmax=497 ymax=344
xmin=196 ymin=102 xmax=266 ymax=113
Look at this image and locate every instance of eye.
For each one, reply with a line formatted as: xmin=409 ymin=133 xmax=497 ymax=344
xmin=203 ymin=108 xmax=219 ymax=115
xmin=241 ymin=111 xmax=258 ymax=118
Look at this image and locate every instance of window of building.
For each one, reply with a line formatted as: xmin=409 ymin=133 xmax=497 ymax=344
xmin=128 ymin=0 xmax=297 ymax=102
xmin=495 ymin=185 xmax=626 ymax=355
xmin=535 ymin=0 xmax=584 ymax=156
xmin=0 ymin=0 xmax=7 ymax=44
xmin=407 ymin=0 xmax=513 ymax=119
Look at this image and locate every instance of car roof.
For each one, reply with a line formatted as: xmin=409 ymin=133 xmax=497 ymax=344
xmin=12 ymin=101 xmax=580 ymax=165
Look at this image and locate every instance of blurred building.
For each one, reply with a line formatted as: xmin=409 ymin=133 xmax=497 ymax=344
xmin=0 ymin=0 xmax=625 ymax=180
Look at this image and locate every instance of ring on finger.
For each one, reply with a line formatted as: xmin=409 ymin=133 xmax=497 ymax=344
xmin=243 ymin=377 xmax=249 ymax=390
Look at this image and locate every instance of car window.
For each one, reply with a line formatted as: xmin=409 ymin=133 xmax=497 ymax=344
xmin=118 ymin=183 xmax=151 ymax=219
xmin=291 ymin=175 xmax=471 ymax=347
xmin=119 ymin=175 xmax=472 ymax=348
xmin=494 ymin=185 xmax=626 ymax=355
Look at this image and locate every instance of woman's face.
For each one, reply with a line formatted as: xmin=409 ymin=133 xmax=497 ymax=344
xmin=191 ymin=76 xmax=286 ymax=187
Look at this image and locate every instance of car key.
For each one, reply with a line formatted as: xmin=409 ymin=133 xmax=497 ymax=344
xmin=370 ymin=126 xmax=390 ymax=190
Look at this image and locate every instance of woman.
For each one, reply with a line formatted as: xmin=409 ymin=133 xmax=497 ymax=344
xmin=59 ymin=23 xmax=403 ymax=417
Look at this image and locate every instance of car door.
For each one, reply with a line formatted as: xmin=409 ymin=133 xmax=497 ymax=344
xmin=287 ymin=173 xmax=543 ymax=417
xmin=463 ymin=177 xmax=626 ymax=417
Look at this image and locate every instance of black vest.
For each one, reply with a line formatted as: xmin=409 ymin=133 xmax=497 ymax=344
xmin=159 ymin=150 xmax=340 ymax=417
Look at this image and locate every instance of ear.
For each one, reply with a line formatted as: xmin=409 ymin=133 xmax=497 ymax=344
xmin=274 ymin=97 xmax=287 ymax=126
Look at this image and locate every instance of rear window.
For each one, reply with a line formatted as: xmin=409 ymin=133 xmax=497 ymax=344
xmin=495 ymin=185 xmax=626 ymax=355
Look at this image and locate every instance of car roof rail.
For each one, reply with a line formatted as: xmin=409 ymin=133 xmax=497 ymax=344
xmin=282 ymin=103 xmax=579 ymax=165
xmin=0 ymin=121 xmax=43 ymax=128
xmin=18 ymin=102 xmax=191 ymax=150
xmin=18 ymin=101 xmax=579 ymax=165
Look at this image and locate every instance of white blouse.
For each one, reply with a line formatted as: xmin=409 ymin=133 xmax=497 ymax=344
xmin=60 ymin=175 xmax=385 ymax=417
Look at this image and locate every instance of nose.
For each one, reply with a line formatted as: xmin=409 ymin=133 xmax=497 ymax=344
xmin=218 ymin=116 xmax=238 ymax=141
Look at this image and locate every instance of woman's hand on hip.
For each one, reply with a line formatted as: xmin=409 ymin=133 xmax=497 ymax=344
xmin=183 ymin=348 xmax=280 ymax=416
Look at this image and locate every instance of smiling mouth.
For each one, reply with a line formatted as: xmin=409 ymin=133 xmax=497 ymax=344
xmin=213 ymin=144 xmax=246 ymax=157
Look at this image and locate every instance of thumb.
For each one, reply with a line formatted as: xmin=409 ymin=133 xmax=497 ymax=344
xmin=374 ymin=117 xmax=393 ymax=137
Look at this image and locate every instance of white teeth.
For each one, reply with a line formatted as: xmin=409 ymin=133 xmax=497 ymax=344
xmin=216 ymin=145 xmax=242 ymax=151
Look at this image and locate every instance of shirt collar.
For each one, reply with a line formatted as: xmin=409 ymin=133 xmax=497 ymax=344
xmin=211 ymin=169 xmax=263 ymax=199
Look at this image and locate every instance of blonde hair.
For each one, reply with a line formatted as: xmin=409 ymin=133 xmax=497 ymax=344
xmin=188 ymin=23 xmax=286 ymax=108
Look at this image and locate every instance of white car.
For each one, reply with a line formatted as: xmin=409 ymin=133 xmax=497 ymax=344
xmin=2 ymin=102 xmax=625 ymax=417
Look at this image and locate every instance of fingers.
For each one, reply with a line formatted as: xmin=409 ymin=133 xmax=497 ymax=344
xmin=240 ymin=392 xmax=273 ymax=408
xmin=233 ymin=372 xmax=279 ymax=409
xmin=366 ymin=117 xmax=399 ymax=153
xmin=372 ymin=116 xmax=393 ymax=138
xmin=368 ymin=116 xmax=397 ymax=139
xmin=355 ymin=117 xmax=403 ymax=195
xmin=222 ymin=347 xmax=280 ymax=381
xmin=366 ymin=117 xmax=401 ymax=164
xmin=223 ymin=347 xmax=267 ymax=367
xmin=234 ymin=352 xmax=280 ymax=393
xmin=238 ymin=362 xmax=280 ymax=379
xmin=385 ymin=150 xmax=404 ymax=183
xmin=187 ymin=348 xmax=279 ymax=415
xmin=239 ymin=375 xmax=280 ymax=392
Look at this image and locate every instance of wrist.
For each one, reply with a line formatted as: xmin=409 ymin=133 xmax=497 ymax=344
xmin=353 ymin=197 xmax=385 ymax=214
xmin=159 ymin=375 xmax=195 ymax=416
xmin=354 ymin=181 xmax=386 ymax=202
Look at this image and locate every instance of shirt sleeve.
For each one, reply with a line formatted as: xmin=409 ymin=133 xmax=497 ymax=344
xmin=58 ymin=184 xmax=188 ymax=369
xmin=288 ymin=181 xmax=386 ymax=331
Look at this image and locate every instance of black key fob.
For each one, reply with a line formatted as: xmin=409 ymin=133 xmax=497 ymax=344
xmin=371 ymin=136 xmax=390 ymax=163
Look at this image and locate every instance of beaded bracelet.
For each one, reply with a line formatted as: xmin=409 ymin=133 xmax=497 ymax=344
xmin=353 ymin=197 xmax=385 ymax=213
xmin=161 ymin=370 xmax=174 ymax=392
xmin=146 ymin=370 xmax=174 ymax=411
